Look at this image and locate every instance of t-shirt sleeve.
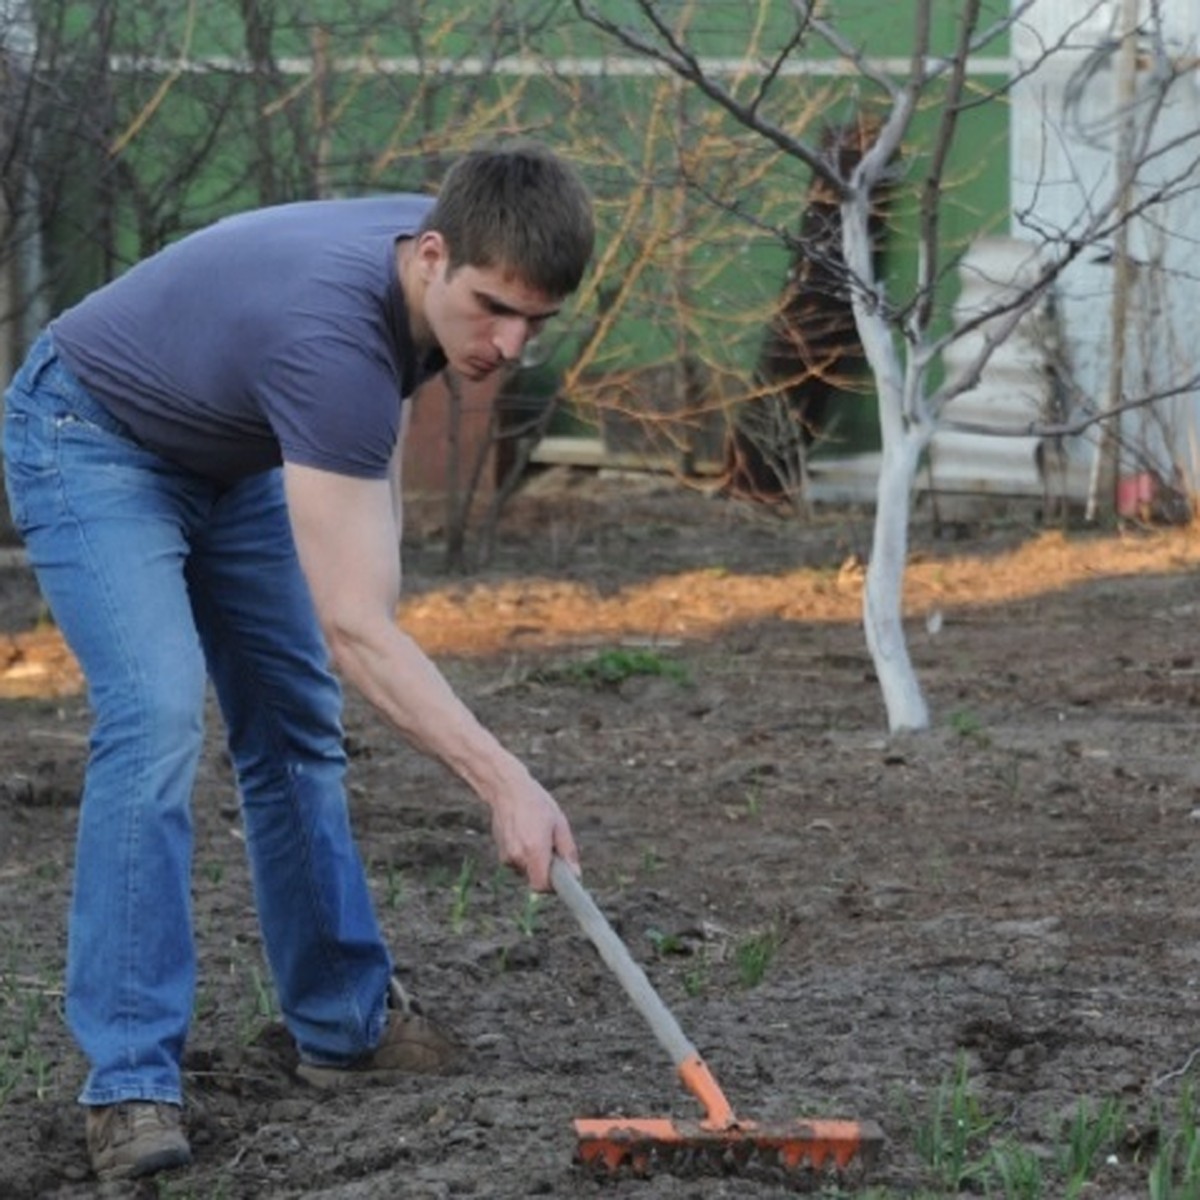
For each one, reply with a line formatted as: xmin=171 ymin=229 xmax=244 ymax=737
xmin=262 ymin=333 xmax=401 ymax=480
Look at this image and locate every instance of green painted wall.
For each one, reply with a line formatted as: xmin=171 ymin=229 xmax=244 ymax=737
xmin=29 ymin=0 xmax=1013 ymax=451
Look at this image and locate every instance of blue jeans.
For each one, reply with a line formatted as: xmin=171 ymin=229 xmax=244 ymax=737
xmin=3 ymin=332 xmax=393 ymax=1105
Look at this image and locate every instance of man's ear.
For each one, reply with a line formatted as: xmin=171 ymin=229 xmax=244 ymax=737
xmin=413 ymin=230 xmax=448 ymax=282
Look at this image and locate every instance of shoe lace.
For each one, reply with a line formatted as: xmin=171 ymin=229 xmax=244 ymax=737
xmin=92 ymin=1103 xmax=168 ymax=1152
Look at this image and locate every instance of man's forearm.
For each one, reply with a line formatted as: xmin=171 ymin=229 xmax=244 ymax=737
xmin=328 ymin=618 xmax=531 ymax=807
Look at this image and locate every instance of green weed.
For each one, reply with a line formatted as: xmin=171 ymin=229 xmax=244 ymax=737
xmin=237 ymin=963 xmax=279 ymax=1044
xmin=515 ymin=891 xmax=541 ymax=937
xmin=1149 ymin=1085 xmax=1200 ymax=1200
xmin=450 ymin=857 xmax=475 ymax=933
xmin=734 ymin=927 xmax=778 ymax=988
xmin=682 ymin=959 xmax=708 ymax=997
xmin=537 ymin=647 xmax=690 ymax=689
xmin=986 ymin=1137 xmax=1045 ymax=1198
xmin=382 ymin=861 xmax=406 ymax=910
xmin=743 ymin=785 xmax=762 ymax=818
xmin=0 ymin=978 xmax=54 ymax=1106
xmin=646 ymin=927 xmax=686 ymax=956
xmin=250 ymin=966 xmax=275 ymax=1018
xmin=914 ymin=1054 xmax=997 ymax=1190
xmin=949 ymin=708 xmax=984 ymax=738
xmin=1057 ymin=1096 xmax=1125 ymax=1195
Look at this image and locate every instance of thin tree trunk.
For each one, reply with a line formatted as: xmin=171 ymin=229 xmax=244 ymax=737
xmin=239 ymin=0 xmax=280 ymax=205
xmin=843 ymin=189 xmax=932 ymax=733
xmin=863 ymin=428 xmax=930 ymax=732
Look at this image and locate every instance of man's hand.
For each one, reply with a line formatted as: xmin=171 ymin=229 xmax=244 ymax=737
xmin=487 ymin=772 xmax=579 ymax=892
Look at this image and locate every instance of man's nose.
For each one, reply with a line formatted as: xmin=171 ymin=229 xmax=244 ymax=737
xmin=494 ymin=316 xmax=531 ymax=362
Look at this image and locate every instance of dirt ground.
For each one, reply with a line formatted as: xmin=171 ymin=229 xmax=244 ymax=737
xmin=4 ymin=469 xmax=1200 ymax=1198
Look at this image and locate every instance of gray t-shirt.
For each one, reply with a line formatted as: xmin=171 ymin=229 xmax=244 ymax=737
xmin=51 ymin=195 xmax=446 ymax=485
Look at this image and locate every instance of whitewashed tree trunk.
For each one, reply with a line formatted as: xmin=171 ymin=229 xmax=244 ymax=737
xmin=842 ymin=181 xmax=933 ymax=732
xmin=863 ymin=429 xmax=931 ymax=732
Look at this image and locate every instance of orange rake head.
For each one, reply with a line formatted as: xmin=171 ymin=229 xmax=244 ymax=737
xmin=575 ymin=1114 xmax=884 ymax=1178
xmin=573 ymin=1052 xmax=884 ymax=1180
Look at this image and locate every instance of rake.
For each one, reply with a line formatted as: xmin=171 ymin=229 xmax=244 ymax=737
xmin=551 ymin=857 xmax=884 ymax=1180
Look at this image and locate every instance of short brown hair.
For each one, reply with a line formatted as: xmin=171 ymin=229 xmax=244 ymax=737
xmin=422 ymin=143 xmax=595 ymax=298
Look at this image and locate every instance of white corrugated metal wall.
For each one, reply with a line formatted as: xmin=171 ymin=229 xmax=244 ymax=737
xmin=1010 ymin=0 xmax=1200 ymax=498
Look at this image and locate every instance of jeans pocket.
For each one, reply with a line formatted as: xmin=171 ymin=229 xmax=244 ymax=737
xmin=55 ymin=407 xmax=132 ymax=450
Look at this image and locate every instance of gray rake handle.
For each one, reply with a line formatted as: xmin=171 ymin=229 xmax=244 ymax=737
xmin=550 ymin=855 xmax=697 ymax=1071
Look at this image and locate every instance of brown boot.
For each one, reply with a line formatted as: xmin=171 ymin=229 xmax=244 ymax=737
xmin=295 ymin=978 xmax=461 ymax=1089
xmin=85 ymin=1101 xmax=191 ymax=1181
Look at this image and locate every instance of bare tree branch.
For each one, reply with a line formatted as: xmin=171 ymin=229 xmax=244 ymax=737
xmin=573 ymin=0 xmax=845 ymax=192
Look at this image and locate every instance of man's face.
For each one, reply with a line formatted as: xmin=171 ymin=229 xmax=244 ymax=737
xmin=415 ymin=233 xmax=563 ymax=383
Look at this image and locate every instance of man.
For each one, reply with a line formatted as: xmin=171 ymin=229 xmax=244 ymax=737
xmin=2 ymin=142 xmax=591 ymax=1182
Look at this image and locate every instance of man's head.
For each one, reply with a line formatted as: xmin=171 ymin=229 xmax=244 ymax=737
xmin=422 ymin=142 xmax=595 ymax=297
xmin=402 ymin=144 xmax=595 ymax=383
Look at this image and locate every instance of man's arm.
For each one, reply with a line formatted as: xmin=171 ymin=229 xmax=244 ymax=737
xmin=282 ymin=460 xmax=578 ymax=890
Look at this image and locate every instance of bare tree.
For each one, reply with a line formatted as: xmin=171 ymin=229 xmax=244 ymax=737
xmin=0 ymin=0 xmax=43 ymax=379
xmin=572 ymin=0 xmax=1200 ymax=732
xmin=0 ymin=0 xmax=596 ymax=558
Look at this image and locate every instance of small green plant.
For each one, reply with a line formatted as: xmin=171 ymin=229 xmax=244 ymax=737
xmin=645 ymin=927 xmax=706 ymax=992
xmin=450 ymin=857 xmax=475 ymax=933
xmin=515 ymin=891 xmax=541 ymax=937
xmin=237 ymin=964 xmax=279 ymax=1044
xmin=29 ymin=1048 xmax=51 ymax=1101
xmin=987 ymin=1138 xmax=1045 ymax=1199
xmin=1057 ymin=1096 xmax=1125 ymax=1196
xmin=743 ymin=785 xmax=762 ymax=818
xmin=1149 ymin=1085 xmax=1200 ymax=1200
xmin=914 ymin=1054 xmax=997 ymax=1190
xmin=734 ymin=928 xmax=778 ymax=988
xmin=725 ymin=777 xmax=767 ymax=821
xmin=646 ymin=927 xmax=686 ymax=956
xmin=682 ymin=959 xmax=708 ymax=997
xmin=949 ymin=708 xmax=984 ymax=738
xmin=382 ymin=861 xmax=405 ymax=910
xmin=0 ymin=984 xmax=51 ymax=1106
xmin=250 ymin=967 xmax=275 ymax=1018
xmin=539 ymin=648 xmax=690 ymax=689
